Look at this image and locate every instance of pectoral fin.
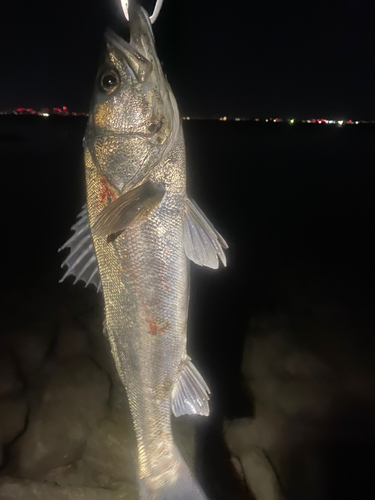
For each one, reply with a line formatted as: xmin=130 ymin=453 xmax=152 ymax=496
xmin=171 ymin=357 xmax=210 ymax=417
xmin=92 ymin=181 xmax=165 ymax=237
xmin=59 ymin=205 xmax=102 ymax=292
xmin=184 ymin=199 xmax=228 ymax=269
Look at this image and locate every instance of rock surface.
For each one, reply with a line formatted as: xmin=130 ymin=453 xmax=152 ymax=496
xmin=54 ymin=321 xmax=89 ymax=359
xmin=225 ymin=312 xmax=375 ymax=500
xmin=240 ymin=447 xmax=282 ymax=500
xmin=0 ymin=351 xmax=23 ymax=398
xmin=0 ymin=476 xmax=137 ymax=500
xmin=11 ymin=322 xmax=55 ymax=378
xmin=0 ymin=398 xmax=28 ymax=447
xmin=82 ymin=403 xmax=137 ymax=487
xmin=14 ymin=356 xmax=110 ymax=479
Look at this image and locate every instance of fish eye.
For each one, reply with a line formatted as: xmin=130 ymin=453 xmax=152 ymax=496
xmin=100 ymin=70 xmax=120 ymax=94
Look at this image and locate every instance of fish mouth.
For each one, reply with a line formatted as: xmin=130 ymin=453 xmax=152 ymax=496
xmin=105 ymin=4 xmax=158 ymax=83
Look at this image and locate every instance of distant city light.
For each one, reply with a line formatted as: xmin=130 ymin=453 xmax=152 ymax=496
xmin=1 ymin=108 xmax=374 ymax=125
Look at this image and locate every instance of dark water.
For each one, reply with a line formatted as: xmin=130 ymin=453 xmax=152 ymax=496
xmin=0 ymin=115 xmax=374 ymax=499
xmin=185 ymin=119 xmax=375 ymax=409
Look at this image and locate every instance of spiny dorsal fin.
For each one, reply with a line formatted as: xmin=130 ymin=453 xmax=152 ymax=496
xmin=171 ymin=357 xmax=210 ymax=417
xmin=59 ymin=205 xmax=102 ymax=292
xmin=184 ymin=199 xmax=228 ymax=269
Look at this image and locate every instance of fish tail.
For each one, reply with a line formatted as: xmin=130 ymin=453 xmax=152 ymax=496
xmin=139 ymin=449 xmax=208 ymax=500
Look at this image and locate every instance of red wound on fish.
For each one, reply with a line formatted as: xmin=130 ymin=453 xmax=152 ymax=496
xmin=147 ymin=320 xmax=165 ymax=335
xmin=157 ymin=278 xmax=170 ymax=293
xmin=157 ymin=256 xmax=170 ymax=293
xmin=99 ymin=178 xmax=116 ymax=204
xmin=146 ymin=318 xmax=170 ymax=335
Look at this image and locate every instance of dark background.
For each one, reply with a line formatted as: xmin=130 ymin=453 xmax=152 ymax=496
xmin=1 ymin=0 xmax=374 ymax=119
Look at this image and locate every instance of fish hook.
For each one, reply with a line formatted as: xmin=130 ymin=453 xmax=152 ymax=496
xmin=121 ymin=0 xmax=164 ymax=24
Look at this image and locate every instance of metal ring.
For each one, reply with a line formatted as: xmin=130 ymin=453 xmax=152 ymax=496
xmin=121 ymin=0 xmax=164 ymax=24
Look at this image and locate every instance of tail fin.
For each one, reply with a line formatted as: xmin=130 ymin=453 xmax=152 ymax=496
xmin=139 ymin=450 xmax=208 ymax=500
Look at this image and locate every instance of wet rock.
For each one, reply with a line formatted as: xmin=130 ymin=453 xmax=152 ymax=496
xmin=55 ymin=321 xmax=89 ymax=358
xmin=0 ymin=476 xmax=137 ymax=500
xmin=230 ymin=455 xmax=245 ymax=482
xmin=77 ymin=310 xmax=119 ymax=378
xmin=0 ymin=398 xmax=28 ymax=447
xmin=225 ymin=319 xmax=354 ymax=500
xmin=224 ymin=326 xmax=332 ymax=499
xmin=242 ymin=331 xmax=334 ymax=418
xmin=224 ymin=406 xmax=285 ymax=459
xmin=0 ymin=351 xmax=22 ymax=397
xmin=108 ymin=381 xmax=129 ymax=415
xmin=11 ymin=321 xmax=55 ymax=378
xmin=15 ymin=356 xmax=110 ymax=479
xmin=43 ymin=459 xmax=101 ymax=488
xmin=225 ymin=412 xmax=284 ymax=499
xmin=77 ymin=308 xmax=103 ymax=338
xmin=82 ymin=404 xmax=137 ymax=487
xmin=239 ymin=447 xmax=283 ymax=500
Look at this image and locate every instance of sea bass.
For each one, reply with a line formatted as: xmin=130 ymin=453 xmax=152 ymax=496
xmin=60 ymin=3 xmax=227 ymax=499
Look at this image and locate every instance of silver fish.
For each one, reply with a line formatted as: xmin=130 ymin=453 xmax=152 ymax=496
xmin=60 ymin=3 xmax=227 ymax=499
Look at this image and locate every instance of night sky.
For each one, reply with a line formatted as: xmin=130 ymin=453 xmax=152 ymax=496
xmin=1 ymin=0 xmax=374 ymax=119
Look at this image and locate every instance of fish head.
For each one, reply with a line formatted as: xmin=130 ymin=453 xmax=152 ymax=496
xmin=86 ymin=3 xmax=180 ymax=192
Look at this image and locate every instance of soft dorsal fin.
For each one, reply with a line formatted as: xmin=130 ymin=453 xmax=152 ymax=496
xmin=184 ymin=199 xmax=228 ymax=269
xmin=59 ymin=205 xmax=101 ymax=292
xmin=171 ymin=357 xmax=210 ymax=417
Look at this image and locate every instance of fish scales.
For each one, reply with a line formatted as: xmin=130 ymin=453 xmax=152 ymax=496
xmin=86 ymin=129 xmax=189 ymax=478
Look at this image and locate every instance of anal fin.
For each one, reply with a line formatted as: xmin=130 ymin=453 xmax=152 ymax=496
xmin=171 ymin=357 xmax=210 ymax=417
xmin=59 ymin=205 xmax=102 ymax=292
xmin=184 ymin=198 xmax=228 ymax=269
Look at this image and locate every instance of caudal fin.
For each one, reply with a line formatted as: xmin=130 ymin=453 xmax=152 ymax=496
xmin=139 ymin=451 xmax=208 ymax=500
